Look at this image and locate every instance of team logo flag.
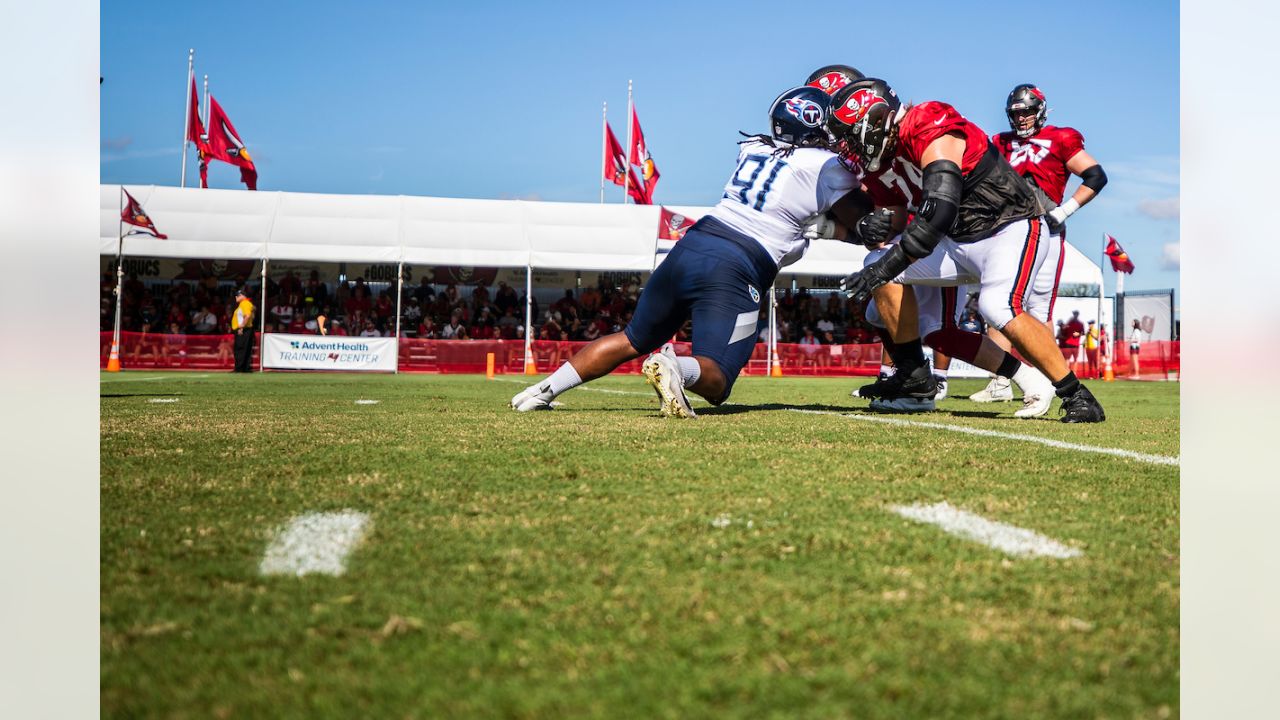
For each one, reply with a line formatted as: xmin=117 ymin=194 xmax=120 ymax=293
xmin=604 ymin=121 xmax=648 ymax=204
xmin=121 ymin=189 xmax=168 ymax=239
xmin=1104 ymin=234 xmax=1135 ymax=273
xmin=657 ymin=206 xmax=695 ymax=241
xmin=629 ymin=106 xmax=659 ymax=204
xmin=204 ymin=95 xmax=258 ymax=190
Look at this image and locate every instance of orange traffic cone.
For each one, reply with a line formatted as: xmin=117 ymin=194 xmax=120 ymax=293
xmin=486 ymin=352 xmax=496 ymax=379
xmin=524 ymin=348 xmax=537 ymax=375
xmin=106 ymin=341 xmax=122 ymax=372
xmin=1103 ymin=356 xmax=1114 ymax=382
xmin=771 ymin=350 xmax=783 ymax=377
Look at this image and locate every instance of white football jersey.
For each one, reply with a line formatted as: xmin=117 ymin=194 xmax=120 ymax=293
xmin=707 ymin=140 xmax=861 ymax=267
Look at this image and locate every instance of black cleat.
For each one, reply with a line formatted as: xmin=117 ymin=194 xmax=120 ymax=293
xmin=1059 ymin=384 xmax=1106 ymax=423
xmin=866 ymin=366 xmax=939 ymax=412
xmin=854 ymin=373 xmax=897 ymax=398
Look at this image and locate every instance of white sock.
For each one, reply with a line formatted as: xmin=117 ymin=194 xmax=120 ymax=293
xmin=933 ymin=367 xmax=949 ymax=380
xmin=676 ymin=357 xmax=701 ymax=388
xmin=879 ymin=364 xmax=896 ymax=377
xmin=538 ymin=362 xmax=582 ymax=399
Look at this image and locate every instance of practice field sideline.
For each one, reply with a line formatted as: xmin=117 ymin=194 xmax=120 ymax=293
xmin=101 ymin=372 xmax=1178 ymax=718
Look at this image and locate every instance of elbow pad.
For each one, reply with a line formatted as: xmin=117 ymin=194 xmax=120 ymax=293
xmin=1080 ymin=164 xmax=1107 ymax=192
xmin=900 ymin=159 xmax=962 ymax=260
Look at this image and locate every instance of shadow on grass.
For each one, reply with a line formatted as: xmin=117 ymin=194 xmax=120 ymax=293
xmin=100 ymin=393 xmax=186 ymax=399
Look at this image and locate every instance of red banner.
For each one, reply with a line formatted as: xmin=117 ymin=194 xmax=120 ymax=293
xmin=658 ymin=206 xmax=696 ymax=241
xmin=1105 ymin=234 xmax=1135 ymax=273
xmin=629 ymin=106 xmax=659 ymax=204
xmin=204 ymin=95 xmax=258 ymax=190
xmin=121 ymin=189 xmax=167 ymax=239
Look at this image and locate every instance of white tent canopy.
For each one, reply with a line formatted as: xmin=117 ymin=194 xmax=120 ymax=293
xmin=100 ymin=185 xmax=1100 ymax=285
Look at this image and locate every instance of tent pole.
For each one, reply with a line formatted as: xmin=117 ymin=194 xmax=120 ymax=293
xmin=393 ymin=260 xmax=404 ymax=374
xmin=107 ymin=187 xmax=125 ymax=372
xmin=524 ymin=264 xmax=535 ymax=374
xmin=768 ymin=284 xmax=776 ymax=377
xmin=258 ymin=258 xmax=268 ymax=371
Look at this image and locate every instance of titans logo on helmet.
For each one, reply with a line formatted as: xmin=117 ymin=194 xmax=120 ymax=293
xmin=784 ymin=98 xmax=824 ymax=128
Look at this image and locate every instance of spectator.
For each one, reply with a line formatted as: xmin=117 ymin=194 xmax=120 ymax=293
xmin=373 ymin=291 xmax=394 ymax=332
xmin=1064 ymin=310 xmax=1085 ymax=373
xmin=329 ymin=319 xmax=348 ymax=337
xmin=496 ymin=308 xmax=520 ymax=339
xmin=402 ymin=298 xmax=422 ymax=326
xmin=230 ymin=288 xmax=256 ymax=373
xmin=494 ymin=280 xmax=519 ymax=314
xmin=191 ymin=304 xmax=218 ymax=334
xmin=360 ymin=319 xmax=381 ymax=338
xmin=551 ymin=290 xmax=579 ymax=319
xmin=271 ymin=297 xmax=294 ymax=328
xmin=816 ymin=314 xmax=835 ymax=335
xmin=162 ymin=322 xmax=187 ymax=366
xmin=286 ymin=312 xmax=307 ymax=335
xmin=1129 ymin=319 xmax=1142 ymax=377
xmin=799 ymin=326 xmax=820 ymax=346
xmin=418 ymin=316 xmax=438 ymax=339
xmin=440 ymin=312 xmax=466 ymax=339
xmin=304 ymin=271 xmax=328 ymax=307
xmin=413 ymin=276 xmax=436 ymax=305
xmin=1084 ymin=320 xmax=1100 ymax=378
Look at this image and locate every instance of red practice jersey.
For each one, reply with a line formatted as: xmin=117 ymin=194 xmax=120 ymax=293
xmin=861 ymin=102 xmax=989 ymax=209
xmin=991 ymin=125 xmax=1085 ymax=204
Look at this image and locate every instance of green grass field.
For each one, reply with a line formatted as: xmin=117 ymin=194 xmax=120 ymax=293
xmin=101 ymin=371 xmax=1178 ymax=719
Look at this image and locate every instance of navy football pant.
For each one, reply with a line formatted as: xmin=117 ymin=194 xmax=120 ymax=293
xmin=624 ymin=226 xmax=775 ymax=400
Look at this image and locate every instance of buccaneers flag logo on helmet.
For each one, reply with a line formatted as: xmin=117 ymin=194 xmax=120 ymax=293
xmin=834 ymin=88 xmax=887 ymax=126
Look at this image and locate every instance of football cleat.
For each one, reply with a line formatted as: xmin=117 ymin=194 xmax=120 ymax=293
xmin=643 ymin=349 xmax=697 ymax=419
xmin=511 ymin=385 xmax=554 ymax=412
xmin=1059 ymin=384 xmax=1106 ymax=423
xmin=853 ymin=372 xmax=897 ymax=398
xmin=1012 ymin=366 xmax=1055 ymax=419
xmin=869 ymin=396 xmax=936 ymax=413
xmin=933 ymin=377 xmax=949 ymax=402
xmin=969 ymin=376 xmax=1014 ymax=403
xmin=867 ymin=366 xmax=937 ymax=413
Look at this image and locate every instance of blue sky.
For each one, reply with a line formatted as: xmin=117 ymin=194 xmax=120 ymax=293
xmin=101 ymin=1 xmax=1179 ymax=296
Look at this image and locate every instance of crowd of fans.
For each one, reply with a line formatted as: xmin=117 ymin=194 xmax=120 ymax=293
xmin=103 ymin=267 xmax=932 ymax=346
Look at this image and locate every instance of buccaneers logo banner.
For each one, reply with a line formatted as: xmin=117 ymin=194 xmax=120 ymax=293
xmin=121 ymin=189 xmax=168 ymax=239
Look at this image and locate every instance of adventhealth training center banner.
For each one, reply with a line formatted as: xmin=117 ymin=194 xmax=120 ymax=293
xmin=262 ymin=333 xmax=397 ymax=372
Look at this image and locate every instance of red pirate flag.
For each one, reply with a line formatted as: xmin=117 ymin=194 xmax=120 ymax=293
xmin=657 ymin=206 xmax=695 ymax=241
xmin=629 ymin=105 xmax=659 ymax=204
xmin=604 ymin=122 xmax=648 ymax=204
xmin=1104 ymin=234 xmax=1135 ymax=273
xmin=204 ymin=95 xmax=258 ymax=190
xmin=121 ymin=189 xmax=167 ymax=239
xmin=186 ymin=76 xmax=214 ymax=188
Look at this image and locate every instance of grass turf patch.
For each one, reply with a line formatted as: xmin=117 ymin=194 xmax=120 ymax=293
xmin=101 ymin=371 xmax=1178 ymax=718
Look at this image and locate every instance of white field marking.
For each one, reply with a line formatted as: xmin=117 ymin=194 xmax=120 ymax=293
xmin=493 ymin=377 xmax=710 ymax=403
xmin=260 ymin=511 xmax=371 ymax=577
xmin=148 ymin=398 xmax=180 ymax=403
xmin=788 ymin=409 xmax=1178 ymax=466
xmin=354 ymin=399 xmax=380 ymax=405
xmin=100 ymin=373 xmax=211 ymax=384
xmin=890 ymin=502 xmax=1082 ymax=559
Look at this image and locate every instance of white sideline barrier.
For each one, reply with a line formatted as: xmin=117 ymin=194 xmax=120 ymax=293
xmin=262 ymin=333 xmax=396 ymax=372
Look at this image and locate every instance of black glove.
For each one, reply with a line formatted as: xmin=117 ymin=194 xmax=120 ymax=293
xmin=850 ymin=207 xmax=895 ymax=248
xmin=840 ymin=244 xmax=912 ymax=304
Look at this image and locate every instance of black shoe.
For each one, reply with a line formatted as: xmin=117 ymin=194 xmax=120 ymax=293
xmin=894 ymin=365 xmax=939 ymax=400
xmin=1059 ymin=384 xmax=1106 ymax=423
xmin=855 ymin=373 xmax=897 ymax=399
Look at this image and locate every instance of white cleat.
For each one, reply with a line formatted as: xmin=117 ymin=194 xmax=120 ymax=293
xmin=969 ymin=376 xmax=1014 ymax=403
xmin=934 ymin=377 xmax=949 ymax=402
xmin=511 ymin=385 xmax=554 ymax=412
xmin=1012 ymin=366 xmax=1055 ymax=419
xmin=643 ymin=348 xmax=697 ymax=418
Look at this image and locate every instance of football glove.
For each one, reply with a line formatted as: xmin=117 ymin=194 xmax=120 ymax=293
xmin=800 ymin=212 xmax=839 ymax=241
xmin=851 ymin=208 xmax=895 ymax=248
xmin=840 ymin=244 xmax=912 ymax=304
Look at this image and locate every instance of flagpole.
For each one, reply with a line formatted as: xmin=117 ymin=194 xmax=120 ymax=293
xmin=524 ymin=265 xmax=535 ymax=374
xmin=623 ymin=80 xmax=633 ymax=205
xmin=180 ymin=49 xmax=193 ymax=188
xmin=202 ymin=75 xmax=210 ymax=128
xmin=107 ymin=187 xmax=126 ymax=372
xmin=600 ymin=101 xmax=607 ymax=204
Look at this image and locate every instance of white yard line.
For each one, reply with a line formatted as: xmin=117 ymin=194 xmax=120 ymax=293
xmin=147 ymin=398 xmax=180 ymax=403
xmin=100 ymin=373 xmax=211 ymax=384
xmin=890 ymin=502 xmax=1082 ymax=559
xmin=788 ymin=409 xmax=1178 ymax=466
xmin=260 ymin=511 xmax=371 ymax=577
xmin=354 ymin=399 xmax=380 ymax=405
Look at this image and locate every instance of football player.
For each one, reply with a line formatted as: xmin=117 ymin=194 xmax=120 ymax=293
xmin=512 ymin=86 xmax=874 ymax=416
xmin=828 ymin=78 xmax=1105 ymax=423
xmin=970 ymin=83 xmax=1109 ymax=402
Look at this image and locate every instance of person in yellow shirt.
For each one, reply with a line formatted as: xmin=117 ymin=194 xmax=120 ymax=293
xmin=1084 ymin=320 xmax=1100 ymax=379
xmin=231 ymin=288 xmax=256 ymax=373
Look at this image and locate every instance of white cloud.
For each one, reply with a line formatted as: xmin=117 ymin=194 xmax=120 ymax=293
xmin=1161 ymin=242 xmax=1180 ymax=270
xmin=1139 ymin=197 xmax=1180 ymax=220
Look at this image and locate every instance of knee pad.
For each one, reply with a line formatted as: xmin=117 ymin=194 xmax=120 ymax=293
xmin=924 ymin=326 xmax=984 ymax=363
